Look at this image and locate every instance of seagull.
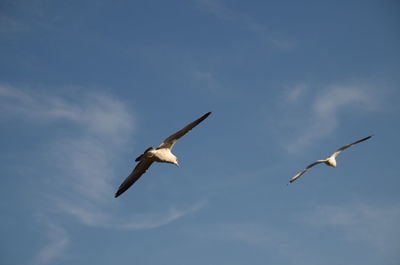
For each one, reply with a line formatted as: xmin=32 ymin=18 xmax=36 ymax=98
xmin=287 ymin=135 xmax=373 ymax=184
xmin=115 ymin=112 xmax=211 ymax=198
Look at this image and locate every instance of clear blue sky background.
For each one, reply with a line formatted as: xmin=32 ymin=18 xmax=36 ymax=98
xmin=1 ymin=0 xmax=400 ymax=264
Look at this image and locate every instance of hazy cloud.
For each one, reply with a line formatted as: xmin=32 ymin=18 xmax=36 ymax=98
xmin=56 ymin=200 xmax=207 ymax=230
xmin=195 ymin=0 xmax=294 ymax=50
xmin=0 ymin=84 xmax=204 ymax=232
xmin=279 ymin=84 xmax=381 ymax=154
xmin=195 ymin=0 xmax=252 ymax=26
xmin=304 ymin=202 xmax=400 ymax=255
xmin=0 ymin=85 xmax=134 ymax=141
xmin=32 ymin=223 xmax=69 ymax=265
xmin=285 ymin=84 xmax=308 ymax=102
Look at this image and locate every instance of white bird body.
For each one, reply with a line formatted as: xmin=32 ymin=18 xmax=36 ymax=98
xmin=325 ymin=156 xmax=337 ymax=167
xmin=148 ymin=148 xmax=178 ymax=165
xmin=115 ymin=112 xmax=211 ymax=197
xmin=288 ymin=135 xmax=372 ymax=184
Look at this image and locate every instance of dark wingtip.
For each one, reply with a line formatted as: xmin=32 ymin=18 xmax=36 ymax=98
xmin=114 ymin=190 xmax=122 ymax=198
xmin=197 ymin=112 xmax=212 ymax=122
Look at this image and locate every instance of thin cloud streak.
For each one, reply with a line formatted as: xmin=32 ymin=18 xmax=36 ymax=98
xmin=195 ymin=0 xmax=259 ymax=30
xmin=32 ymin=223 xmax=69 ymax=265
xmin=285 ymin=84 xmax=308 ymax=102
xmin=55 ymin=199 xmax=207 ymax=230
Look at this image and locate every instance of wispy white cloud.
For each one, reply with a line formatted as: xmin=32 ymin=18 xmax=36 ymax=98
xmin=285 ymin=84 xmax=308 ymax=103
xmin=0 ymin=85 xmax=133 ymax=141
xmin=32 ymin=223 xmax=69 ymax=265
xmin=195 ymin=0 xmax=259 ymax=30
xmin=278 ymin=83 xmax=381 ymax=154
xmin=56 ymin=200 xmax=206 ymax=230
xmin=266 ymin=36 xmax=295 ymax=51
xmin=50 ymin=199 xmax=206 ymax=230
xmin=115 ymin=201 xmax=206 ymax=230
xmin=313 ymin=85 xmax=377 ymax=120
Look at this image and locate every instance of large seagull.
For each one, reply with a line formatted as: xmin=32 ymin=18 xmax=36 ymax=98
xmin=115 ymin=112 xmax=211 ymax=198
xmin=288 ymin=135 xmax=373 ymax=184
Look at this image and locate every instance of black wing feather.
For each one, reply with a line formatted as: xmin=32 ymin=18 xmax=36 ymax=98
xmin=115 ymin=159 xmax=153 ymax=198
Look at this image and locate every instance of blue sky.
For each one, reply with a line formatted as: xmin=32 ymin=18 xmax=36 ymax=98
xmin=1 ymin=0 xmax=400 ymax=264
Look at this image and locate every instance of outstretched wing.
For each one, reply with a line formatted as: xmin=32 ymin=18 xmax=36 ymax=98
xmin=115 ymin=158 xmax=154 ymax=198
xmin=158 ymin=112 xmax=211 ymax=150
xmin=331 ymin=135 xmax=373 ymax=158
xmin=288 ymin=160 xmax=326 ymax=184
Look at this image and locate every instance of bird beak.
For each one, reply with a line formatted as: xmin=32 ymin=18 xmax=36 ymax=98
xmin=175 ymin=161 xmax=180 ymax=167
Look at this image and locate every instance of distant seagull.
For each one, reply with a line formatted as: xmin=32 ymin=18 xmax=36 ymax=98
xmin=115 ymin=112 xmax=211 ymax=198
xmin=288 ymin=135 xmax=373 ymax=184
